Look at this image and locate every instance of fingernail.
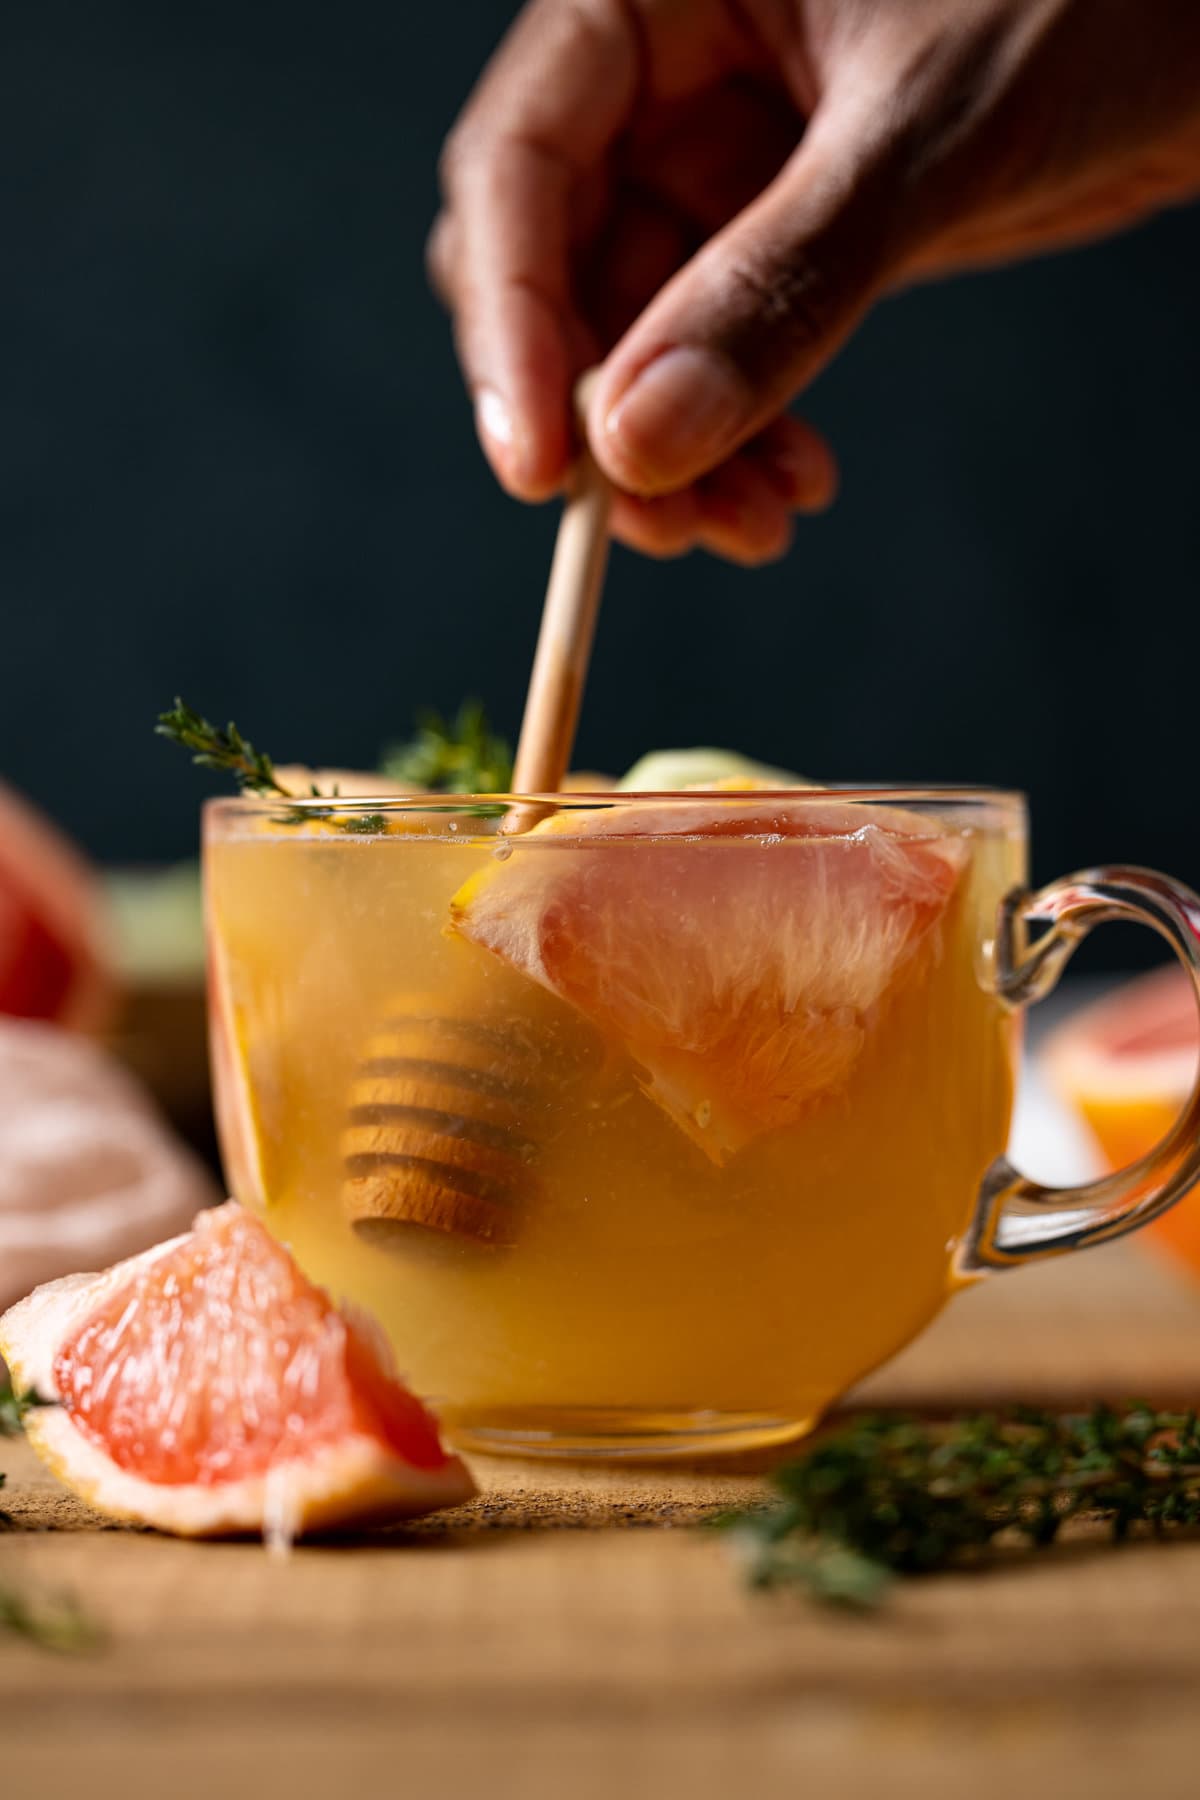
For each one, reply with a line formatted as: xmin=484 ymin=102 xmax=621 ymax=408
xmin=603 ymin=347 xmax=752 ymax=493
xmin=475 ymin=386 xmax=533 ymax=488
xmin=475 ymin=385 xmax=519 ymax=461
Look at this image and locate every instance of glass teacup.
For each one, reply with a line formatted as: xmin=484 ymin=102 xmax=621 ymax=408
xmin=204 ymin=788 xmax=1200 ymax=1458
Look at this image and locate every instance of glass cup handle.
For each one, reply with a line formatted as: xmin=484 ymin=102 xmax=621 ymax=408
xmin=962 ymin=866 xmax=1200 ymax=1273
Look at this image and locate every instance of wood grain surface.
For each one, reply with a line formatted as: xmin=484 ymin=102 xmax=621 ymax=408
xmin=4 ymin=1239 xmax=1200 ymax=1800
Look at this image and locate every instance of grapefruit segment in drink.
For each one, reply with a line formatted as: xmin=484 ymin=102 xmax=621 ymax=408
xmin=205 ymin=908 xmax=279 ymax=1213
xmin=0 ymin=1201 xmax=475 ymax=1538
xmin=451 ymin=799 xmax=967 ymax=1163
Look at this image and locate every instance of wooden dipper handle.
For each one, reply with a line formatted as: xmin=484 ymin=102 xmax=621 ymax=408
xmin=510 ymin=370 xmax=612 ymax=796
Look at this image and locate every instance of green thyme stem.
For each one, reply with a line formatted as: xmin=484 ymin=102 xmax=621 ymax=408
xmin=723 ymin=1406 xmax=1200 ymax=1608
xmin=156 ymin=700 xmax=290 ymax=796
xmin=156 ymin=699 xmax=341 ymax=825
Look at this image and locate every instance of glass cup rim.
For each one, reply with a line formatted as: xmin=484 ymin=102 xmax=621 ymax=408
xmin=205 ymin=783 xmax=1028 ymax=816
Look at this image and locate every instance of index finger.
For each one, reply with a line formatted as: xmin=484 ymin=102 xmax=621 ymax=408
xmin=437 ymin=0 xmax=639 ymax=498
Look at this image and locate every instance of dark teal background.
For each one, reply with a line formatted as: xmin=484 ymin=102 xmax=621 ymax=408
xmin=3 ymin=1 xmax=1199 ymax=954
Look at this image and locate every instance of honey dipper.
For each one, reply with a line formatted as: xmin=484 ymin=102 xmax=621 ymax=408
xmin=343 ymin=376 xmax=613 ymax=1250
xmin=342 ymin=997 xmax=553 ymax=1250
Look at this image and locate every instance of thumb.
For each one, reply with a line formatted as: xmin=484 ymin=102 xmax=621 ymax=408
xmin=589 ymin=110 xmax=900 ymax=496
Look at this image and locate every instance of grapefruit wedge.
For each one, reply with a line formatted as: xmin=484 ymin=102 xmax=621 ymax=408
xmin=451 ymin=798 xmax=967 ymax=1162
xmin=1045 ymin=966 xmax=1200 ymax=1275
xmin=0 ymin=1202 xmax=475 ymax=1538
xmin=0 ymin=780 xmax=114 ymax=1031
xmin=1045 ymin=965 xmax=1199 ymax=1161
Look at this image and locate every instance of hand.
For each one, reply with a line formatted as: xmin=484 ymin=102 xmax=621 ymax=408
xmin=430 ymin=0 xmax=1200 ymax=564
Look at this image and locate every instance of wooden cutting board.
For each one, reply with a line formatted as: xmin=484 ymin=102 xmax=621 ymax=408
xmin=4 ymin=1238 xmax=1200 ymax=1800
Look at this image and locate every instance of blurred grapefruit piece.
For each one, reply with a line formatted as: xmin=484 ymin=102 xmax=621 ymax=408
xmin=451 ymin=799 xmax=965 ymax=1163
xmin=1044 ymin=965 xmax=1200 ymax=1274
xmin=0 ymin=1018 xmax=218 ymax=1312
xmin=0 ymin=780 xmax=115 ymax=1030
xmin=272 ymin=765 xmax=418 ymax=799
xmin=0 ymin=1201 xmax=475 ymax=1538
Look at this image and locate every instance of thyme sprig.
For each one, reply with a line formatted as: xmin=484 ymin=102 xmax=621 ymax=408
xmin=724 ymin=1407 xmax=1200 ymax=1608
xmin=157 ymin=699 xmax=349 ymax=827
xmin=381 ymin=701 xmax=512 ymax=794
xmin=156 ymin=700 xmax=290 ymax=796
xmin=0 ymin=1377 xmax=98 ymax=1650
xmin=1 ymin=1372 xmax=20 ymax=1532
xmin=158 ymin=696 xmax=512 ymax=829
xmin=0 ymin=1373 xmax=25 ymax=1438
xmin=0 ymin=1581 xmax=101 ymax=1654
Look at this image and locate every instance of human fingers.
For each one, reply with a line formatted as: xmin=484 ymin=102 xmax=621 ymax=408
xmin=587 ymin=95 xmax=900 ymax=496
xmin=607 ymin=416 xmax=832 ymax=561
xmin=743 ymin=413 xmax=838 ymax=514
xmin=434 ymin=0 xmax=639 ymax=499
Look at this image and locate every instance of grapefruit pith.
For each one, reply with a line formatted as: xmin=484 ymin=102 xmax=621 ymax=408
xmin=451 ymin=798 xmax=966 ymax=1163
xmin=0 ymin=1201 xmax=475 ymax=1537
